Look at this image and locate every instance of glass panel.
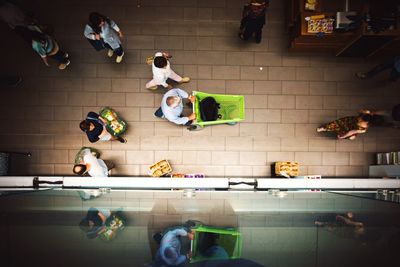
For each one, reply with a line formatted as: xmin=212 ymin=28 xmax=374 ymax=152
xmin=0 ymin=190 xmax=399 ymax=267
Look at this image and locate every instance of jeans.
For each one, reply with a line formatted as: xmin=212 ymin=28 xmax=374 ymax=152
xmin=105 ymin=43 xmax=124 ymax=56
xmin=366 ymin=58 xmax=400 ymax=81
xmin=50 ymin=50 xmax=68 ymax=64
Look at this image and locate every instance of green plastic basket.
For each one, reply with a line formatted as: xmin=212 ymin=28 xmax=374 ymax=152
xmin=190 ymin=225 xmax=242 ymax=263
xmin=99 ymin=107 xmax=127 ymax=137
xmin=193 ymin=91 xmax=245 ymax=127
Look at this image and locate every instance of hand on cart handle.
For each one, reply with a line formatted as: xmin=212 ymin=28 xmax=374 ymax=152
xmin=187 ymin=229 xmax=195 ymax=240
xmin=188 ymin=113 xmax=196 ymax=121
xmin=188 ymin=95 xmax=196 ymax=103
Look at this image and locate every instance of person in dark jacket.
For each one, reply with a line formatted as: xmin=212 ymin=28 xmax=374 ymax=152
xmin=239 ymin=0 xmax=268 ymax=43
xmin=79 ymin=111 xmax=126 ymax=143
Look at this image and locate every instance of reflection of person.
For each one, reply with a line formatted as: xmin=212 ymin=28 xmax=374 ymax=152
xmin=84 ymin=12 xmax=124 ymax=63
xmin=356 ymin=56 xmax=400 ymax=82
xmin=239 ymin=0 xmax=268 ymax=43
xmin=146 ymin=51 xmax=190 ymax=90
xmin=316 ymin=110 xmax=383 ymax=140
xmin=79 ymin=208 xmax=111 ymax=239
xmin=73 ymin=148 xmax=114 ymax=177
xmin=315 ymin=212 xmax=365 ymax=240
xmin=154 ymin=88 xmax=196 ymax=126
xmin=79 ymin=111 xmax=126 ymax=143
xmin=155 ymin=227 xmax=194 ymax=266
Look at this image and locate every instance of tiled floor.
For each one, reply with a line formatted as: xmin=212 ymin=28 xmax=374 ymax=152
xmin=1 ymin=0 xmax=400 ymax=177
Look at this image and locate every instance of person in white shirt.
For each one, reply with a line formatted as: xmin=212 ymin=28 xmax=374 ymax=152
xmin=73 ymin=148 xmax=114 ymax=177
xmin=154 ymin=88 xmax=196 ymax=125
xmin=84 ymin=12 xmax=124 ymax=63
xmin=146 ymin=52 xmax=190 ymax=90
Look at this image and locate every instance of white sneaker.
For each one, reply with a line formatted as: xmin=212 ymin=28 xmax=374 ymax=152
xmin=116 ymin=52 xmax=124 ymax=63
xmin=107 ymin=49 xmax=114 ymax=57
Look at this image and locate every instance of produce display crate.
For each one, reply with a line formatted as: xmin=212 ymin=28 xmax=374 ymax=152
xmin=149 ymin=159 xmax=172 ymax=177
xmin=274 ymin=161 xmax=299 ymax=177
xmin=99 ymin=107 xmax=127 ymax=137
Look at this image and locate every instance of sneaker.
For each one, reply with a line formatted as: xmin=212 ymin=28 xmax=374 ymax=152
xmin=64 ymin=52 xmax=69 ymax=58
xmin=116 ymin=52 xmax=124 ymax=63
xmin=147 ymin=85 xmax=158 ymax=90
xmin=316 ymin=127 xmax=326 ymax=132
xmin=355 ymin=72 xmax=367 ymax=79
xmin=179 ymin=77 xmax=190 ymax=83
xmin=154 ymin=107 xmax=164 ymax=118
xmin=58 ymin=60 xmax=70 ymax=70
xmin=118 ymin=137 xmax=127 ymax=143
xmin=107 ymin=49 xmax=114 ymax=57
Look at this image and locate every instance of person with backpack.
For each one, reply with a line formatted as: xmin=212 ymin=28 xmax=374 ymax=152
xmin=84 ymin=12 xmax=124 ymax=63
xmin=146 ymin=51 xmax=190 ymax=90
xmin=154 ymin=88 xmax=196 ymax=126
xmin=28 ymin=25 xmax=70 ymax=70
xmin=79 ymin=111 xmax=127 ymax=143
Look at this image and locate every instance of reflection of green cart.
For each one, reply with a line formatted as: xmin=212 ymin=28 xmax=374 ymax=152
xmin=190 ymin=224 xmax=242 ymax=263
xmin=189 ymin=91 xmax=245 ymax=130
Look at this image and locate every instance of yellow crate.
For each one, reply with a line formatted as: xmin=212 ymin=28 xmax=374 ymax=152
xmin=275 ymin=161 xmax=299 ymax=177
xmin=149 ymin=159 xmax=172 ymax=177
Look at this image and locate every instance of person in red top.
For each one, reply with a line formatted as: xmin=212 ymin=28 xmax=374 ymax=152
xmin=239 ymin=0 xmax=268 ymax=43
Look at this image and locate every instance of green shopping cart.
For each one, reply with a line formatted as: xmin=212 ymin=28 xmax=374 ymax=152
xmin=188 ymin=91 xmax=245 ymax=131
xmin=189 ymin=224 xmax=242 ymax=263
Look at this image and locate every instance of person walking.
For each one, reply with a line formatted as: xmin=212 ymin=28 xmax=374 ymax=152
xmin=84 ymin=12 xmax=124 ymax=63
xmin=79 ymin=111 xmax=127 ymax=143
xmin=154 ymin=88 xmax=196 ymax=126
xmin=154 ymin=227 xmax=194 ymax=266
xmin=146 ymin=51 xmax=190 ymax=90
xmin=356 ymin=56 xmax=400 ymax=82
xmin=79 ymin=208 xmax=111 ymax=239
xmin=28 ymin=25 xmax=70 ymax=70
xmin=316 ymin=110 xmax=382 ymax=140
xmin=239 ymin=0 xmax=268 ymax=43
xmin=73 ymin=147 xmax=114 ymax=177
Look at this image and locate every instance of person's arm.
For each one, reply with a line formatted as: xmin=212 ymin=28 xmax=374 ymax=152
xmin=338 ymin=129 xmax=363 ymax=139
xmin=83 ymin=24 xmax=97 ymax=40
xmin=109 ymin=19 xmax=120 ymax=33
xmin=174 ymin=88 xmax=189 ymax=99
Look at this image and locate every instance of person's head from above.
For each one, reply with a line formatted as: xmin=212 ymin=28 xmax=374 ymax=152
xmin=73 ymin=164 xmax=87 ymax=176
xmin=154 ymin=56 xmax=168 ymax=69
xmin=79 ymin=120 xmax=95 ymax=132
xmin=89 ymin=12 xmax=105 ymax=28
xmin=79 ymin=214 xmax=102 ymax=232
xmin=166 ymin=96 xmax=182 ymax=108
xmin=359 ymin=113 xmax=384 ymax=126
xmin=164 ymin=247 xmax=179 ymax=262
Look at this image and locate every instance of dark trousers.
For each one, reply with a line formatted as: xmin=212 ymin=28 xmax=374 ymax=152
xmin=104 ymin=43 xmax=124 ymax=56
xmin=366 ymin=59 xmax=400 ymax=81
xmin=50 ymin=50 xmax=68 ymax=64
xmin=241 ymin=18 xmax=264 ymax=43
